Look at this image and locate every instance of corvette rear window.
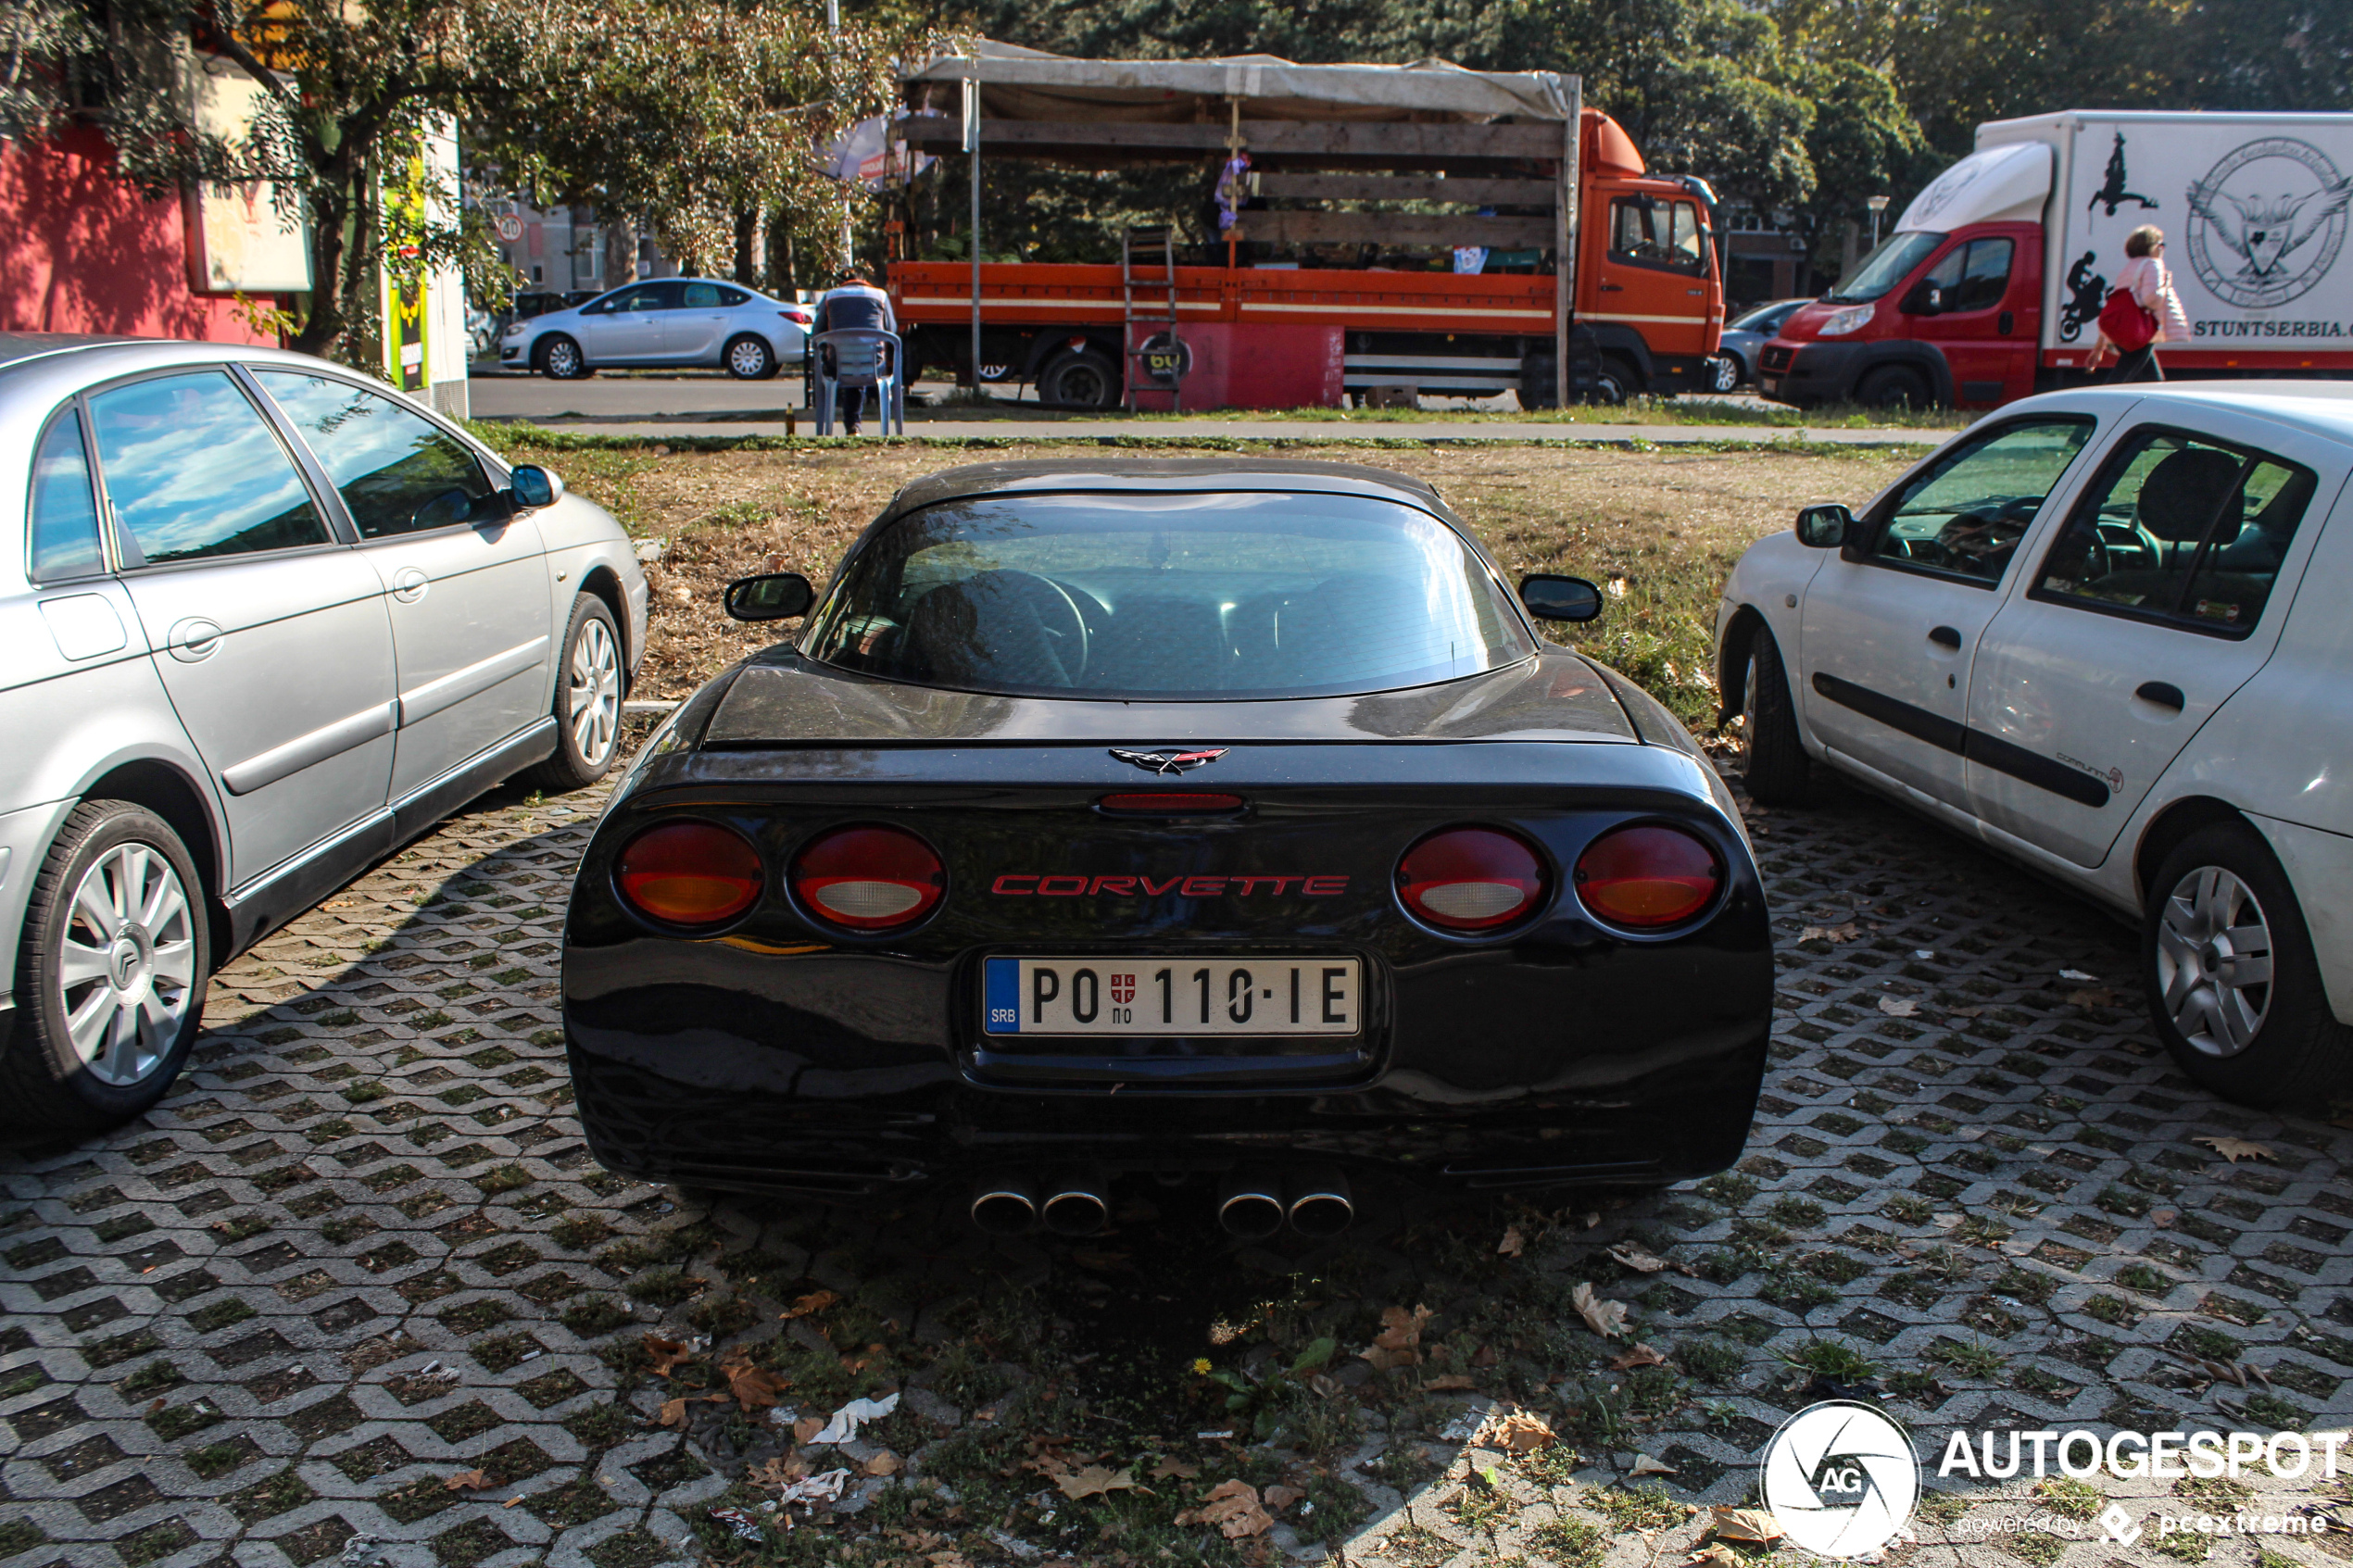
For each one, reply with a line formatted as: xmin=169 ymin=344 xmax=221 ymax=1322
xmin=803 ymin=491 xmax=1536 ymax=699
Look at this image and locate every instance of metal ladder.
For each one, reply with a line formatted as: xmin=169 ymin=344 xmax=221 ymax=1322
xmin=1121 ymin=227 xmax=1180 ymax=410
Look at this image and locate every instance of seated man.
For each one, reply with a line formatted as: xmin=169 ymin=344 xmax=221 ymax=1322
xmin=812 ymin=269 xmax=898 ymax=435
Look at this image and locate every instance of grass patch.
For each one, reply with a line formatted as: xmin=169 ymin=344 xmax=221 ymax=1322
xmin=1587 ymin=1484 xmax=1684 ymax=1531
xmin=1776 ymin=1337 xmax=1877 ymax=1382
xmin=1925 ymin=1339 xmax=2007 ymax=1377
xmin=1531 ymin=1515 xmax=1609 ymax=1568
xmin=2033 ymin=1477 xmax=2103 ymax=1521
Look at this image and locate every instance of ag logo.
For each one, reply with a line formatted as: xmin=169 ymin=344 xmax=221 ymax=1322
xmin=1759 ymin=1401 xmax=1919 ymax=1558
xmin=2185 ymin=138 xmax=2353 ymax=308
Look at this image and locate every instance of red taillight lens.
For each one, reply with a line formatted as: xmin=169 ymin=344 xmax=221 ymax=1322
xmin=790 ymin=825 xmax=945 ymax=931
xmin=1395 ymin=827 xmax=1548 ymax=932
xmin=615 ymin=822 xmax=763 ymax=926
xmin=1574 ymin=823 xmax=1724 ymax=929
xmin=1098 ymin=793 xmax=1244 ymax=814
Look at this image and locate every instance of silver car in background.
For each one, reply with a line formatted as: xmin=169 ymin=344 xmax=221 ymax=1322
xmin=498 ymin=277 xmax=811 ymax=381
xmin=0 ymin=333 xmax=648 ymax=1137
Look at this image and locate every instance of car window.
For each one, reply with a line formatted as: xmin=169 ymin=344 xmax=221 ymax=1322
xmin=1920 ymin=238 xmax=2014 ymax=312
xmin=683 ymin=282 xmax=745 ymax=307
xmin=2031 ymin=426 xmax=2317 ymax=636
xmin=28 ymin=408 xmax=106 ymax=581
xmin=1868 ymin=418 xmax=2095 ymax=585
xmin=608 ymin=282 xmax=682 ymax=312
xmin=805 ymin=491 xmax=1537 ymax=700
xmin=87 ymin=370 xmax=329 ymax=567
xmin=1609 ymin=197 xmax=1704 ymax=275
xmin=255 ymin=371 xmax=504 ymax=539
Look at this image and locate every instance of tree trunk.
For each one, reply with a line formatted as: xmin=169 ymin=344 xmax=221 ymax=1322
xmin=605 ymin=214 xmax=639 ymax=285
xmin=734 ymin=206 xmax=759 ymax=286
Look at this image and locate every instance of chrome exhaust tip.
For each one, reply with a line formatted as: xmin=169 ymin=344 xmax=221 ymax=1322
xmin=1287 ymin=1168 xmax=1353 ymax=1238
xmin=970 ymin=1176 xmax=1038 ymax=1236
xmin=1217 ymin=1173 xmax=1287 ymax=1239
xmin=1040 ymin=1172 xmax=1110 ymax=1236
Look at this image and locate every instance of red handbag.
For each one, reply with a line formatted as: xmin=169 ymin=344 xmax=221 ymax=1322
xmin=2098 ymin=286 xmax=2158 ymax=352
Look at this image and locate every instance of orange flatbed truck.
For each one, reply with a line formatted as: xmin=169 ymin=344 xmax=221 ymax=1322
xmin=889 ymin=52 xmax=1724 ymax=410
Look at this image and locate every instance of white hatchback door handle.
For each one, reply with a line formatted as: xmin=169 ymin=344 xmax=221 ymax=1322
xmin=391 ymin=567 xmax=429 ymax=603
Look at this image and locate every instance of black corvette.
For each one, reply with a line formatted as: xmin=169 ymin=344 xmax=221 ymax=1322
xmin=562 ymin=459 xmax=1772 ymax=1236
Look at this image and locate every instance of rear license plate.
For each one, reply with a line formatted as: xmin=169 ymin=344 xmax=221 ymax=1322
xmin=1760 ymin=376 xmax=1779 ymax=395
xmin=983 ymin=957 xmax=1361 ymax=1037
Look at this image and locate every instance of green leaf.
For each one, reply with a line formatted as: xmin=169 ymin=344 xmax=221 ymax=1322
xmin=1290 ymin=1336 xmax=1338 ymax=1374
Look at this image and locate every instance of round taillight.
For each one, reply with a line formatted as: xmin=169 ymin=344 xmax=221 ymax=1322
xmin=1574 ymin=823 xmax=1724 ymax=929
xmin=1395 ymin=827 xmax=1548 ymax=932
xmin=790 ymin=825 xmax=945 ymax=931
xmin=615 ymin=822 xmax=763 ymax=926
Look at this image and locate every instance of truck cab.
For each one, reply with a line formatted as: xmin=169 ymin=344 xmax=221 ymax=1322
xmin=1757 ymin=142 xmax=2051 ymax=410
xmin=1577 ymin=112 xmax=1726 ymax=400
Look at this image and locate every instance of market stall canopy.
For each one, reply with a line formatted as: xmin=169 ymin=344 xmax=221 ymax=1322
xmin=903 ymin=39 xmax=1573 ymax=125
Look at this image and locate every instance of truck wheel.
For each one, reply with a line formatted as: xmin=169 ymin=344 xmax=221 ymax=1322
xmin=2 ymin=802 xmax=211 ymax=1140
xmin=1856 ymin=364 xmax=1931 ymax=410
xmin=1592 ymin=355 xmax=1642 ymax=405
xmin=1738 ymin=625 xmax=1811 ymax=808
xmin=1038 ymin=349 xmax=1122 ymax=410
xmin=2143 ymin=819 xmax=2353 ymax=1108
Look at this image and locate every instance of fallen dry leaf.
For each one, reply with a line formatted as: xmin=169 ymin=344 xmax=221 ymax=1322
xmin=1877 ymin=994 xmax=1919 ymax=1017
xmin=1607 ymin=1241 xmax=1672 ymax=1273
xmin=1495 ymin=1411 xmax=1556 ymax=1455
xmin=1688 ymin=1547 xmax=1744 ymax=1567
xmin=1422 ymin=1373 xmax=1476 ymax=1391
xmin=780 ymin=1289 xmax=840 ymax=1320
xmin=2152 ymin=1209 xmax=2178 ymax=1228
xmin=1571 ymin=1282 xmax=1629 ymax=1339
xmin=721 ymin=1356 xmax=791 ymax=1413
xmin=1052 ymin=1463 xmax=1145 ymax=1500
xmin=1497 ymin=1223 xmax=1527 ymax=1258
xmin=1149 ymin=1456 xmax=1201 ymax=1481
xmin=865 ymin=1449 xmax=903 ymax=1477
xmin=1945 ymin=1005 xmax=1984 ymax=1018
xmin=1185 ymin=1478 xmax=1275 ymax=1539
xmin=1800 ymin=922 xmax=1859 ymax=944
xmin=2196 ymin=1136 xmax=2273 ymax=1163
xmin=1263 ymin=1484 xmax=1306 ymax=1512
xmin=750 ymin=1455 xmax=812 ymax=1489
xmin=1610 ymin=1343 xmax=1669 ymax=1372
xmin=1710 ymin=1506 xmax=1783 ymax=1543
xmin=793 ymin=1416 xmax=824 ymax=1445
xmin=642 ymin=1335 xmax=695 ymax=1376
xmin=1629 ymin=1454 xmax=1678 ymax=1476
xmin=445 ymin=1469 xmax=489 ymax=1491
xmin=1361 ymin=1303 xmax=1433 ymax=1371
xmin=2065 ymin=986 xmax=2120 ymax=1008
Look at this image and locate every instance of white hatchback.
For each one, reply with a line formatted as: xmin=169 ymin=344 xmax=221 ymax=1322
xmin=1716 ymin=383 xmax=2353 ymax=1109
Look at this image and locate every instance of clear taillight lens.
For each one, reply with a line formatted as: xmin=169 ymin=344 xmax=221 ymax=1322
xmin=790 ymin=825 xmax=945 ymax=931
xmin=1574 ymin=823 xmax=1723 ymax=929
xmin=615 ymin=822 xmax=763 ymax=926
xmin=1395 ymin=827 xmax=1547 ymax=932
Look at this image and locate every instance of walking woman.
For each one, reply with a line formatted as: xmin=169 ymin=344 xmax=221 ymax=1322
xmin=2091 ymin=224 xmax=2189 ymax=382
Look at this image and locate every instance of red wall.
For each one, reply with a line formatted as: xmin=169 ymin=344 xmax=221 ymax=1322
xmin=0 ymin=126 xmax=278 ymax=344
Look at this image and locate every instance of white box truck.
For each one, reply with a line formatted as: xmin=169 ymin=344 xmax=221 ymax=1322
xmin=1756 ymin=109 xmax=2353 ymax=409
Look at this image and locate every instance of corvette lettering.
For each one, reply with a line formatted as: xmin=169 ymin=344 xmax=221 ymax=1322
xmin=991 ymin=873 xmax=1349 ymax=897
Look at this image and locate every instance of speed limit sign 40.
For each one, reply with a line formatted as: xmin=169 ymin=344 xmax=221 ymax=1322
xmin=494 ymin=212 xmax=523 ymax=243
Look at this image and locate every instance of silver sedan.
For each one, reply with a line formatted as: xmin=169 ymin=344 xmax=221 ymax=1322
xmin=499 ymin=278 xmax=812 ymax=381
xmin=0 ymin=333 xmax=648 ymax=1137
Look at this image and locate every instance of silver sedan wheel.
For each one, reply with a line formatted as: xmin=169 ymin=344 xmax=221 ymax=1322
xmin=544 ymin=338 xmax=582 ymax=378
xmin=57 ymin=842 xmax=199 ymax=1086
xmin=568 ymin=614 xmax=622 ymax=769
xmin=2155 ymin=865 xmax=2274 ymax=1057
xmin=727 ymin=337 xmax=771 ymax=378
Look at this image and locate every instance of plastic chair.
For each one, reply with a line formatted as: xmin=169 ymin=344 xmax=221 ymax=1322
xmin=811 ymin=329 xmax=903 ymax=436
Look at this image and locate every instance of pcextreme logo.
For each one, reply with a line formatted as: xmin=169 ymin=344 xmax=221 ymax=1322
xmin=1760 ymin=1401 xmax=1921 ymax=1558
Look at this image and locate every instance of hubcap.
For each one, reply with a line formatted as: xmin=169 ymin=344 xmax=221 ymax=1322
xmin=568 ymin=616 xmax=621 ymax=768
xmin=730 ymin=340 xmax=765 ymax=376
xmin=2155 ymin=864 xmax=2274 ymax=1058
xmin=548 ymin=341 xmax=578 ymax=376
xmin=56 ymin=842 xmax=197 ymax=1086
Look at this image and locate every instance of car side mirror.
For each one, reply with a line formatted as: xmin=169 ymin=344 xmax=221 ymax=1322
xmin=724 ymin=572 xmax=814 ymax=621
xmin=510 ymin=465 xmax=564 ymax=510
xmin=1901 ymin=283 xmax=1943 ymax=316
xmin=1519 ymin=573 xmax=1604 ymax=623
xmin=1795 ymin=503 xmax=1855 ymax=548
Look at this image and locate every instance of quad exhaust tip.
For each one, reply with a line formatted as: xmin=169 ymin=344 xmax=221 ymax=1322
xmin=971 ymin=1176 xmax=1038 ymax=1236
xmin=1040 ymin=1172 xmax=1111 ymax=1236
xmin=1287 ymin=1168 xmax=1353 ymax=1239
xmin=1217 ymin=1173 xmax=1288 ymax=1239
